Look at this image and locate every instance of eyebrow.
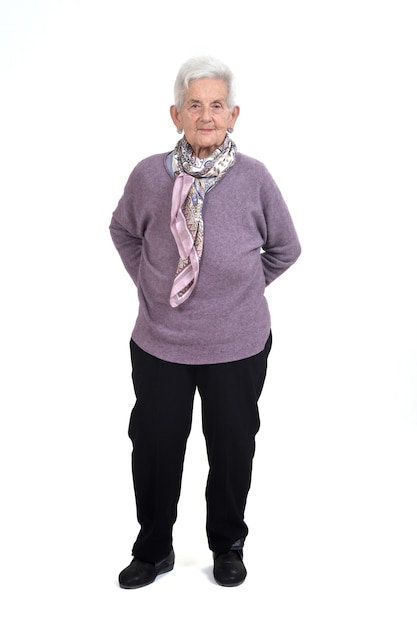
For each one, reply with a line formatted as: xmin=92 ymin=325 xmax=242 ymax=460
xmin=189 ymin=98 xmax=225 ymax=104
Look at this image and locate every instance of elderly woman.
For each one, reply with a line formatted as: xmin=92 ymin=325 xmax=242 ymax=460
xmin=110 ymin=56 xmax=301 ymax=588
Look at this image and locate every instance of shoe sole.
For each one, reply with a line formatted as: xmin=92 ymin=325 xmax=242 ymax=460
xmin=214 ymin=575 xmax=246 ymax=587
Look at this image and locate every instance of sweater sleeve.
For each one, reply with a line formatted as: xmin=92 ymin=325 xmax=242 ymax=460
xmin=109 ymin=215 xmax=142 ymax=286
xmin=260 ymin=171 xmax=301 ymax=286
xmin=109 ymin=168 xmax=144 ymax=286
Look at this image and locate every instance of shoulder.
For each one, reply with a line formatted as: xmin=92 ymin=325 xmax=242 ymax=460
xmin=231 ymin=153 xmax=287 ymax=209
xmin=228 ymin=153 xmax=279 ymax=194
xmin=234 ymin=153 xmax=275 ymax=180
xmin=129 ymin=152 xmax=171 ymax=178
xmin=123 ymin=152 xmax=172 ymax=192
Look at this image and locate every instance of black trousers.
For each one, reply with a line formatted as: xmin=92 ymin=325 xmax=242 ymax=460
xmin=128 ymin=333 xmax=272 ymax=563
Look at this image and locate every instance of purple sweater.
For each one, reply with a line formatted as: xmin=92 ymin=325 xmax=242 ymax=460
xmin=109 ymin=152 xmax=301 ymax=364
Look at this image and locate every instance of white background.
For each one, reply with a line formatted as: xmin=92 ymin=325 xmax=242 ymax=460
xmin=1 ymin=1 xmax=416 ymax=624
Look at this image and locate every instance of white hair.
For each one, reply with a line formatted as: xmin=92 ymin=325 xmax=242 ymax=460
xmin=173 ymin=56 xmax=237 ymax=110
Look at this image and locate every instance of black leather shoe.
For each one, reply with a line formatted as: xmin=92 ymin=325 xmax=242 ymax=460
xmin=213 ymin=549 xmax=247 ymax=587
xmin=118 ymin=550 xmax=175 ymax=589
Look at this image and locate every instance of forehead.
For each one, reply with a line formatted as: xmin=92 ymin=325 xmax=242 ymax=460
xmin=185 ymin=78 xmax=228 ymax=101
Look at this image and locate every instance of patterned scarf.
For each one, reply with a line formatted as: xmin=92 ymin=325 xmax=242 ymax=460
xmin=169 ymin=134 xmax=237 ymax=308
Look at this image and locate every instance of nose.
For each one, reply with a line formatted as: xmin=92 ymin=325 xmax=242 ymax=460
xmin=200 ymin=105 xmax=212 ymax=122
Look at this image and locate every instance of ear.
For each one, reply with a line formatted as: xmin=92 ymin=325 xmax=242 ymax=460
xmin=170 ymin=105 xmax=181 ymax=129
xmin=229 ymin=105 xmax=240 ymax=129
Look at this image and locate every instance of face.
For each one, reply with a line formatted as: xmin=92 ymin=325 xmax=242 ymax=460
xmin=170 ymin=78 xmax=240 ymax=159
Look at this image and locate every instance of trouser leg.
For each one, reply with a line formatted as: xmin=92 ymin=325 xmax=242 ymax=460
xmin=198 ymin=333 xmax=272 ymax=554
xmin=128 ymin=340 xmax=196 ymax=563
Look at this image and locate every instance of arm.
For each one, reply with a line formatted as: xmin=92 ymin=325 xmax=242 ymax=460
xmin=109 ymin=165 xmax=145 ymax=286
xmin=109 ymin=213 xmax=142 ymax=286
xmin=261 ymin=175 xmax=301 ymax=286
